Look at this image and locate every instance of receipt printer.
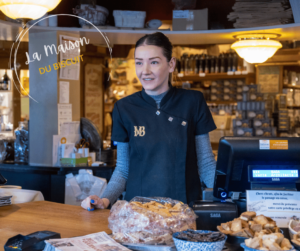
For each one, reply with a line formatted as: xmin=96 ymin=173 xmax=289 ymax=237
xmin=191 ymin=201 xmax=238 ymax=231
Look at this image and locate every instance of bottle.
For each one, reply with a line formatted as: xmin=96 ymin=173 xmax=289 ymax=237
xmin=184 ymin=54 xmax=189 ymax=75
xmin=189 ymin=54 xmax=195 ymax=74
xmin=220 ymin=54 xmax=225 ymax=73
xmin=215 ymin=56 xmax=219 ymax=73
xmin=227 ymin=53 xmax=233 ymax=72
xmin=199 ymin=54 xmax=204 ymax=73
xmin=210 ymin=56 xmax=215 ymax=73
xmin=194 ymin=54 xmax=199 ymax=74
xmin=205 ymin=55 xmax=210 ymax=74
xmin=1 ymin=70 xmax=10 ymax=91
xmin=180 ymin=55 xmax=185 ymax=74
xmin=232 ymin=52 xmax=238 ymax=72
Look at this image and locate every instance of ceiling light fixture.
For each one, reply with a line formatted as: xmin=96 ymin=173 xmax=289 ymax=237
xmin=231 ymin=34 xmax=282 ymax=64
xmin=0 ymin=0 xmax=61 ymax=24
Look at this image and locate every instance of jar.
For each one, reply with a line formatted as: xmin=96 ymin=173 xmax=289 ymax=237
xmin=14 ymin=121 xmax=29 ymax=164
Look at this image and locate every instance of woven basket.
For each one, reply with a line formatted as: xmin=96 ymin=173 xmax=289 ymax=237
xmin=113 ymin=10 xmax=146 ymax=28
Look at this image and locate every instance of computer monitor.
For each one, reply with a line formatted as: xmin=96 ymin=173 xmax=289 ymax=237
xmin=213 ymin=137 xmax=300 ymax=200
xmin=0 ymin=172 xmax=6 ymax=185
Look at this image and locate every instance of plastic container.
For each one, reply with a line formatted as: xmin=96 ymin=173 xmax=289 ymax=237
xmin=113 ymin=10 xmax=146 ymax=28
xmin=289 ymin=219 xmax=299 ymax=240
xmin=172 ymin=230 xmax=227 ymax=251
xmin=14 ymin=121 xmax=29 ymax=164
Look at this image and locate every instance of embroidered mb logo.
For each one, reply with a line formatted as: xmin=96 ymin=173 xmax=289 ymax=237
xmin=134 ymin=126 xmax=145 ymax=137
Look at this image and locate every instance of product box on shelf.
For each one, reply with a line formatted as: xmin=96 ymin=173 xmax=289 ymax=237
xmin=211 ymin=87 xmax=224 ymax=94
xmin=233 ymin=127 xmax=253 ymax=137
xmin=210 ymin=94 xmax=223 ymax=101
xmin=173 ymin=8 xmax=208 ymax=31
xmin=235 ymin=110 xmax=247 ymax=120
xmin=237 ymin=80 xmax=245 ymax=86
xmin=223 ymin=94 xmax=237 ymax=101
xmin=242 ymin=84 xmax=260 ymax=93
xmin=236 ymin=93 xmax=243 ymax=101
xmin=232 ymin=119 xmax=252 ymax=128
xmin=224 ymin=80 xmax=237 ymax=88
xmin=248 ymin=93 xmax=265 ymax=101
xmin=224 ymin=87 xmax=237 ymax=94
xmin=253 ymin=118 xmax=273 ymax=128
xmin=237 ymin=86 xmax=243 ymax=93
xmin=246 ymin=110 xmax=270 ymax=120
xmin=211 ymin=81 xmax=224 ymax=88
xmin=254 ymin=127 xmax=277 ymax=137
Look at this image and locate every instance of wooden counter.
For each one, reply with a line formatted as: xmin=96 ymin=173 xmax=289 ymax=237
xmin=0 ymin=201 xmax=111 ymax=251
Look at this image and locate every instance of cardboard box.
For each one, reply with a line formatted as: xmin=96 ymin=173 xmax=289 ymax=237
xmin=254 ymin=127 xmax=277 ymax=137
xmin=253 ymin=119 xmax=273 ymax=128
xmin=233 ymin=127 xmax=253 ymax=137
xmin=233 ymin=119 xmax=251 ymax=128
xmin=172 ymin=9 xmax=208 ymax=31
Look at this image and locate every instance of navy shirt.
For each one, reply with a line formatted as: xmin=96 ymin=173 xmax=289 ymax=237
xmin=111 ymin=84 xmax=216 ymax=203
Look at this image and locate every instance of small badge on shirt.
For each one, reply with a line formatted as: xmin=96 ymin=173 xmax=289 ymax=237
xmin=156 ymin=111 xmax=160 ymax=115
xmin=134 ymin=126 xmax=146 ymax=137
xmin=181 ymin=121 xmax=187 ymax=126
xmin=168 ymin=117 xmax=173 ymax=122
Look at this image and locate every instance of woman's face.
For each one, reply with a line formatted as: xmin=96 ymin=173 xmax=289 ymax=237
xmin=135 ymin=45 xmax=176 ymax=95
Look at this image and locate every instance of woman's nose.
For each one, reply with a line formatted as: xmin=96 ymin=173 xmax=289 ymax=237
xmin=142 ymin=63 xmax=151 ymax=74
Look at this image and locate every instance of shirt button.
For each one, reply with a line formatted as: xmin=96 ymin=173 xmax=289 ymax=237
xmin=181 ymin=121 xmax=187 ymax=126
xmin=168 ymin=117 xmax=173 ymax=122
xmin=156 ymin=111 xmax=160 ymax=115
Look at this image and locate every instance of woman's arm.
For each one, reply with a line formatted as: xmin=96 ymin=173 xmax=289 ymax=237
xmin=101 ymin=142 xmax=130 ymax=205
xmin=195 ymin=133 xmax=216 ymax=188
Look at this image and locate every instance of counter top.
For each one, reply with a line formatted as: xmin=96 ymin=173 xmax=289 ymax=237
xmin=0 ymin=201 xmax=111 ymax=251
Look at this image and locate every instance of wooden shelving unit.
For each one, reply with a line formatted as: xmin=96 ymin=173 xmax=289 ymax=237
xmin=283 ymin=85 xmax=300 ymax=90
xmin=173 ymin=73 xmax=255 ymax=85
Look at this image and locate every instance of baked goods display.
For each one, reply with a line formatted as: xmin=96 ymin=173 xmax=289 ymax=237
xmin=175 ymin=229 xmax=226 ymax=242
xmin=108 ymin=197 xmax=197 ymax=245
xmin=217 ymin=211 xmax=281 ymax=238
xmin=244 ymin=233 xmax=292 ymax=250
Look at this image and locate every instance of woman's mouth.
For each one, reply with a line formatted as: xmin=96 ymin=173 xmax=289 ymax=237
xmin=143 ymin=78 xmax=155 ymax=81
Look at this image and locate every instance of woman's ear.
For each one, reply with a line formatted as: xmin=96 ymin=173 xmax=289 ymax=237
xmin=168 ymin=57 xmax=176 ymax=73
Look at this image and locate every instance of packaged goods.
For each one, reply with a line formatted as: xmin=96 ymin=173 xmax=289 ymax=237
xmin=247 ymin=110 xmax=269 ymax=120
xmin=233 ymin=119 xmax=251 ymax=128
xmin=253 ymin=119 xmax=273 ymax=128
xmin=108 ymin=197 xmax=197 ymax=245
xmin=211 ymin=94 xmax=223 ymax=101
xmin=237 ymin=94 xmax=243 ymax=101
xmin=224 ymin=80 xmax=237 ymax=88
xmin=211 ymin=81 xmax=223 ymax=88
xmin=223 ymin=94 xmax=236 ymax=101
xmin=211 ymin=87 xmax=224 ymax=94
xmin=236 ymin=110 xmax=247 ymax=120
xmin=233 ymin=128 xmax=253 ymax=137
xmin=254 ymin=127 xmax=277 ymax=137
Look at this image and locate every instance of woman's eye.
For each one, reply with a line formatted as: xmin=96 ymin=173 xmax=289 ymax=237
xmin=151 ymin=61 xmax=159 ymax=65
xmin=135 ymin=62 xmax=142 ymax=65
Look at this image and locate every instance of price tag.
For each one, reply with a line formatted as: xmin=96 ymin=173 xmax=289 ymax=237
xmin=242 ymin=71 xmax=248 ymax=75
xmin=227 ymin=71 xmax=234 ymax=75
xmin=235 ymin=71 xmax=241 ymax=75
xmin=177 ymin=73 xmax=184 ymax=77
xmin=199 ymin=73 xmax=206 ymax=77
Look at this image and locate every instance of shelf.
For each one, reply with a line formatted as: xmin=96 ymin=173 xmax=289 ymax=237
xmin=173 ymin=73 xmax=255 ymax=82
xmin=2 ymin=20 xmax=300 ymax=45
xmin=287 ymin=105 xmax=300 ymax=109
xmin=283 ymin=85 xmax=300 ymax=89
xmin=206 ymin=101 xmax=237 ymax=105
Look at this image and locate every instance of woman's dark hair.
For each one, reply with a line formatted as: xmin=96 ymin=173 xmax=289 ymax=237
xmin=135 ymin=32 xmax=173 ymax=62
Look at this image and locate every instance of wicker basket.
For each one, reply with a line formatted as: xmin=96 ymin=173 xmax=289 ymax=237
xmin=73 ymin=4 xmax=109 ymax=27
xmin=113 ymin=10 xmax=146 ymax=28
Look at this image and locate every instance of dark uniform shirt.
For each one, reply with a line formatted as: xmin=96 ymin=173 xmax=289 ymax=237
xmin=111 ymin=84 xmax=216 ymax=204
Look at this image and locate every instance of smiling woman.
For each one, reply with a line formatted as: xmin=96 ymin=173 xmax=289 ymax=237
xmin=81 ymin=32 xmax=217 ymax=211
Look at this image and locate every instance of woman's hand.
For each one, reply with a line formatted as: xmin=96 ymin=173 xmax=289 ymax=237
xmin=81 ymin=195 xmax=110 ymax=211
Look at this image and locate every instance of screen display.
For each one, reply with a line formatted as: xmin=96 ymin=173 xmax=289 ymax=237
xmin=252 ymin=170 xmax=298 ymax=178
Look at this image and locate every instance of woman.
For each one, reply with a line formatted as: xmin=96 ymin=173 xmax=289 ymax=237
xmin=81 ymin=32 xmax=216 ymax=211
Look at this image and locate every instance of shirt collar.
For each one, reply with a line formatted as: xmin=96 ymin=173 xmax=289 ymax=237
xmin=141 ymin=82 xmax=175 ymax=108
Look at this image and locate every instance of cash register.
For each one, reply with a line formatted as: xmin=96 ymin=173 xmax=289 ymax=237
xmin=192 ymin=137 xmax=300 ymax=230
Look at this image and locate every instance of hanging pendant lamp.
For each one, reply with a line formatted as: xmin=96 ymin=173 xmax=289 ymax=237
xmin=0 ymin=0 xmax=62 ymax=20
xmin=231 ymin=34 xmax=282 ymax=64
